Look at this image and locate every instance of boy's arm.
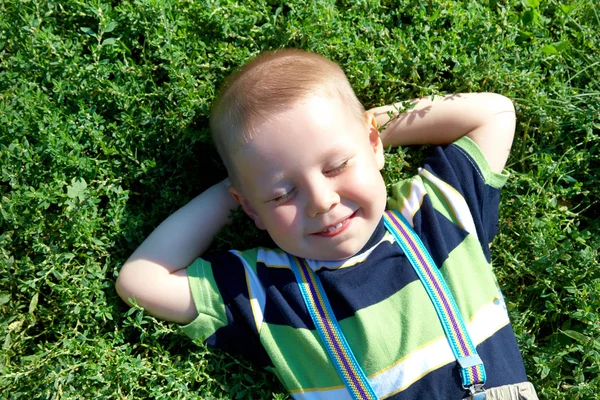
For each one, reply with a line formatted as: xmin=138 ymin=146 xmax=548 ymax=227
xmin=368 ymin=93 xmax=516 ymax=173
xmin=115 ymin=179 xmax=238 ymax=324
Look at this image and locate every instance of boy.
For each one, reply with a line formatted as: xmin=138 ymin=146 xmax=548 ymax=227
xmin=116 ymin=49 xmax=537 ymax=399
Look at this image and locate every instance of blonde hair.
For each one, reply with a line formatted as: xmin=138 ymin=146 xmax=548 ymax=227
xmin=210 ymin=49 xmax=365 ymax=186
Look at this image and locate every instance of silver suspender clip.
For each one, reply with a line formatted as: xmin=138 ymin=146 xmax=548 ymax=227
xmin=458 ymin=355 xmax=486 ymax=399
xmin=465 ymin=383 xmax=486 ymax=400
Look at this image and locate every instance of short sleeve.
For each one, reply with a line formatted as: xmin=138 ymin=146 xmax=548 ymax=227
xmin=428 ymin=136 xmax=509 ymax=244
xmin=180 ymin=250 xmax=273 ymax=368
xmin=388 ymin=136 xmax=509 ymax=261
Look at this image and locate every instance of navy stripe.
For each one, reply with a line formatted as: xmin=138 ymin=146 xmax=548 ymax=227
xmin=423 ymin=144 xmax=502 ymax=262
xmin=204 ymin=252 xmax=272 ymax=367
xmin=258 ymin=261 xmax=316 ymax=330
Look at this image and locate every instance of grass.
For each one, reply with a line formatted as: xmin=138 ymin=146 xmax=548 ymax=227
xmin=1 ymin=0 xmax=599 ymax=398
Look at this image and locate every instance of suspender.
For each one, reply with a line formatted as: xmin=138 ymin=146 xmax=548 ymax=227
xmin=383 ymin=210 xmax=487 ymax=398
xmin=289 ymin=210 xmax=487 ymax=399
xmin=288 ymin=256 xmax=378 ymax=400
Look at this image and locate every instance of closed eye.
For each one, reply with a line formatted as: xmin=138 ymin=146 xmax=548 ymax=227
xmin=325 ymin=160 xmax=349 ymax=176
xmin=270 ymin=188 xmax=297 ymax=204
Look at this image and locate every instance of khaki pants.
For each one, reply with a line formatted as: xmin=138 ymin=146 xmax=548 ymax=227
xmin=479 ymin=382 xmax=538 ymax=400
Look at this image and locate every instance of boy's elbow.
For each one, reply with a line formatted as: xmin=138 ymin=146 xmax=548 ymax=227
xmin=114 ymin=260 xmax=198 ymax=324
xmin=466 ymin=93 xmax=516 ymax=173
xmin=115 ymin=261 xmax=147 ymax=308
xmin=489 ymin=93 xmax=515 ymax=117
xmin=115 ymin=264 xmax=135 ymax=307
xmin=476 ymin=93 xmax=516 ymax=133
xmin=489 ymin=93 xmax=516 ymax=141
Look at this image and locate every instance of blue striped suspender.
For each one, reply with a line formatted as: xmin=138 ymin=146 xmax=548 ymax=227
xmin=383 ymin=210 xmax=487 ymax=398
xmin=289 ymin=210 xmax=487 ymax=399
xmin=288 ymin=255 xmax=378 ymax=400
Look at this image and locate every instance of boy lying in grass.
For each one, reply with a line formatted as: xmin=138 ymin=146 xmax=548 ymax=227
xmin=116 ymin=49 xmax=538 ymax=399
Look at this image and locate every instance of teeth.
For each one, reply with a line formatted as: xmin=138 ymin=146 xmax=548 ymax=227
xmin=324 ymin=222 xmax=343 ymax=233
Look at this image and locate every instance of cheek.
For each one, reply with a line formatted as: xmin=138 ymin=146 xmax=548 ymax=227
xmin=348 ymin=163 xmax=385 ymax=193
xmin=265 ymin=204 xmax=301 ymax=231
xmin=342 ymin=164 xmax=387 ymax=212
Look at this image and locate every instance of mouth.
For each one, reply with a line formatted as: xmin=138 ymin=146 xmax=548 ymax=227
xmin=311 ymin=210 xmax=358 ymax=237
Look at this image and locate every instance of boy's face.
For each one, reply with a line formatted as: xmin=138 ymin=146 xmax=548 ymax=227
xmin=230 ymin=95 xmax=387 ymax=261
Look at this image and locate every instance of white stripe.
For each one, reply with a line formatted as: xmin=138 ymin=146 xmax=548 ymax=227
xmin=369 ymin=299 xmax=510 ymax=397
xmin=399 ymin=179 xmax=427 ymax=227
xmin=230 ymin=250 xmax=267 ymax=333
xmin=306 ymin=234 xmax=392 ymax=271
xmin=419 ymin=168 xmax=478 ymax=240
xmin=256 ymin=248 xmax=291 ymax=269
xmin=469 ymin=296 xmax=511 ymax=344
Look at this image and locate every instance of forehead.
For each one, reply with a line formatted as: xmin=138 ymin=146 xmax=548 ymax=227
xmin=243 ymin=96 xmax=361 ymax=152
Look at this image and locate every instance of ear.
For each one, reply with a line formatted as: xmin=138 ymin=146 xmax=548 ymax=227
xmin=228 ymin=185 xmax=266 ymax=230
xmin=366 ymin=112 xmax=385 ymax=170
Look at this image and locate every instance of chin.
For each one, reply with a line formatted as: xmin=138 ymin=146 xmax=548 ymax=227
xmin=317 ymin=242 xmax=366 ymax=261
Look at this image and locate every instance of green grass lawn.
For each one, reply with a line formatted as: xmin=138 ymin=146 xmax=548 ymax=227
xmin=1 ymin=0 xmax=599 ymax=398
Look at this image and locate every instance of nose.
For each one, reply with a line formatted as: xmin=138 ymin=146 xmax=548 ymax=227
xmin=305 ymin=177 xmax=340 ymax=218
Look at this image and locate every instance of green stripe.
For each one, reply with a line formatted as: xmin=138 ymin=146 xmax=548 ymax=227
xmin=340 ymin=279 xmax=444 ymax=375
xmin=180 ymin=258 xmax=228 ymax=341
xmin=260 ymin=323 xmax=343 ymax=391
xmin=454 ymin=136 xmax=509 ymax=189
xmin=440 ymin=235 xmax=501 ymax=320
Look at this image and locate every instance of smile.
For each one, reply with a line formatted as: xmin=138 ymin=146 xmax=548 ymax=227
xmin=312 ymin=210 xmax=358 ymax=237
xmin=322 ymin=222 xmax=344 ymax=233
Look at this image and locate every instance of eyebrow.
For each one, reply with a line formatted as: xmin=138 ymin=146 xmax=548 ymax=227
xmin=262 ymin=170 xmax=287 ymax=187
xmin=321 ymin=146 xmax=354 ymax=164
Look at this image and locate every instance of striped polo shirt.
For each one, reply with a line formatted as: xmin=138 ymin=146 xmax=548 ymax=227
xmin=181 ymin=137 xmax=529 ymax=399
